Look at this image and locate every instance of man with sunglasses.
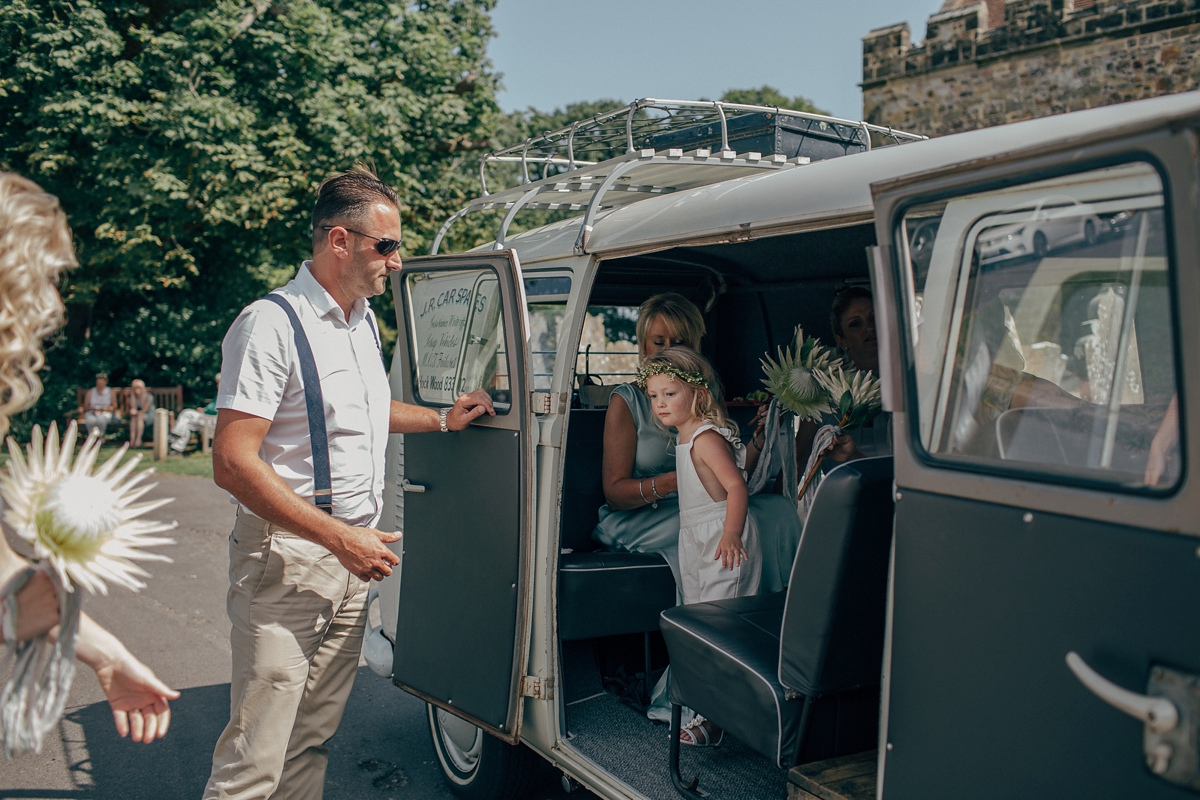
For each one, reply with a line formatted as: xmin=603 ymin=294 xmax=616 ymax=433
xmin=205 ymin=165 xmax=494 ymax=800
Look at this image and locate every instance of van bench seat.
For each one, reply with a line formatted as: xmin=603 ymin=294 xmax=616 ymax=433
xmin=557 ymin=408 xmax=679 ymax=642
xmin=558 ymin=551 xmax=677 ymax=641
xmin=662 ymin=457 xmax=895 ymax=770
xmin=661 ymin=592 xmax=793 ymax=761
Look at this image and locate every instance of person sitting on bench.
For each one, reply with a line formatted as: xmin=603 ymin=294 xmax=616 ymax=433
xmin=127 ymin=379 xmax=155 ymax=448
xmin=82 ymin=371 xmax=116 ymax=438
xmin=169 ymin=374 xmax=219 ymax=454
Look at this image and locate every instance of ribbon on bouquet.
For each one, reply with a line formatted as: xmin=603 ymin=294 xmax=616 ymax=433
xmin=797 ymin=423 xmax=841 ymax=525
xmin=745 ymin=398 xmax=798 ymax=507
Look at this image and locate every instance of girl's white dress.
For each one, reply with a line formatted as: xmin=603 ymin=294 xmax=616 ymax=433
xmin=676 ymin=423 xmax=762 ymax=605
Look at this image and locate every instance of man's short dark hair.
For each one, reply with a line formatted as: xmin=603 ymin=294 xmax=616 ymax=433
xmin=312 ymin=164 xmax=400 ymax=249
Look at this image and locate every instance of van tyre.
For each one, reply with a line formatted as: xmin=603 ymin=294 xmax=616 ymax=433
xmin=427 ymin=703 xmax=538 ymax=800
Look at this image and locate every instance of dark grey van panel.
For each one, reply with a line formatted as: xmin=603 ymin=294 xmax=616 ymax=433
xmin=394 ymin=427 xmax=522 ymax=734
xmin=883 ymin=489 xmax=1200 ymax=799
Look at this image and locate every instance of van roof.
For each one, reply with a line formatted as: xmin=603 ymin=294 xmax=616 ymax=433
xmin=483 ymin=91 xmax=1200 ymax=265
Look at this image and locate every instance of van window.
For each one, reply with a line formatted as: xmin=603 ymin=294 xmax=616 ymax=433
xmin=579 ymin=305 xmax=640 ymax=385
xmin=404 ymin=268 xmax=511 ymax=412
xmin=898 ymin=161 xmax=1181 ymax=489
xmin=526 ymin=276 xmax=571 ymax=392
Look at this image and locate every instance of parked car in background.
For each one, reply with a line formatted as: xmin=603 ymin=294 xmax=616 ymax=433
xmin=976 ymin=194 xmax=1105 ymax=262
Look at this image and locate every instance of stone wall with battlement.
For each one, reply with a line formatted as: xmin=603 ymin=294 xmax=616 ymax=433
xmin=863 ymin=0 xmax=1200 ymax=135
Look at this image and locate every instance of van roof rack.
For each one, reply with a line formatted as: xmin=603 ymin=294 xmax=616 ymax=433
xmin=430 ymin=98 xmax=926 ymax=256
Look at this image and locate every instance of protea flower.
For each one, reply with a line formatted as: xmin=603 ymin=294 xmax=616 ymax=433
xmin=760 ymin=326 xmax=842 ymax=422
xmin=0 ymin=422 xmax=175 ymax=595
xmin=813 ymin=366 xmax=883 ymax=429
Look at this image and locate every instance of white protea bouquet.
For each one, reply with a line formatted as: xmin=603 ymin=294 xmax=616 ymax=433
xmin=0 ymin=422 xmax=176 ymax=595
xmin=759 ymin=327 xmax=883 ymax=500
xmin=814 ymin=365 xmax=884 ymax=433
xmin=760 ymin=326 xmax=843 ymax=422
xmin=797 ymin=364 xmax=884 ymax=498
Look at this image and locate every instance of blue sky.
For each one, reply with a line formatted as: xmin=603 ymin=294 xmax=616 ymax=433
xmin=489 ymin=1 xmax=943 ymax=121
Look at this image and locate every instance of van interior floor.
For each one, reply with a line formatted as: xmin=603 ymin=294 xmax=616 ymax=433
xmin=561 ymin=641 xmax=787 ymax=800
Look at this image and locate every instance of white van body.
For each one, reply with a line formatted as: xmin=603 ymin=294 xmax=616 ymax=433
xmin=367 ymin=94 xmax=1200 ymax=800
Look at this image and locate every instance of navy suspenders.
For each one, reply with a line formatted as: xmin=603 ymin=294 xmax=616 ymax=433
xmin=261 ymin=293 xmax=385 ymax=516
xmin=261 ymin=294 xmax=335 ymax=515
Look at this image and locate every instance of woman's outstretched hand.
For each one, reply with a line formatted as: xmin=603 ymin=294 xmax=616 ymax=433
xmin=73 ymin=613 xmax=180 ymax=743
xmin=92 ymin=650 xmax=179 ymax=742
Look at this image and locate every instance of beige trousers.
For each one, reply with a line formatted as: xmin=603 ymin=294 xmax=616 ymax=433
xmin=204 ymin=513 xmax=368 ymax=800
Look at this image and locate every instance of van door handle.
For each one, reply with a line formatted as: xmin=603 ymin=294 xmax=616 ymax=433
xmin=1066 ymin=651 xmax=1178 ymax=732
xmin=401 ymin=479 xmax=426 ymax=493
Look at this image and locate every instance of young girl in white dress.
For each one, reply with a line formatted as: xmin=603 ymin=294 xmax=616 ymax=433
xmin=639 ymin=347 xmax=761 ymax=606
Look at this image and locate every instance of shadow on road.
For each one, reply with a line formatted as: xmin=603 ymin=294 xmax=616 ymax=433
xmin=64 ymin=683 xmax=228 ymax=799
xmin=0 ymin=668 xmax=568 ymax=800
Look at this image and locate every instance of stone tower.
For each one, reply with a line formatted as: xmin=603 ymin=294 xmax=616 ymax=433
xmin=862 ymin=0 xmax=1200 ymax=136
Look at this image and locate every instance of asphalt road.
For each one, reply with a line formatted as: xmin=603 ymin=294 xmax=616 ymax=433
xmin=0 ymin=474 xmax=568 ymax=800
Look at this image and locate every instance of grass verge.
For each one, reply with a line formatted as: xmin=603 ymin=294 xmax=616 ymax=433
xmin=0 ymin=443 xmax=213 ymax=480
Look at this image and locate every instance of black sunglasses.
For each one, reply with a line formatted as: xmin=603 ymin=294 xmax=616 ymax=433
xmin=321 ymin=225 xmax=402 ymax=256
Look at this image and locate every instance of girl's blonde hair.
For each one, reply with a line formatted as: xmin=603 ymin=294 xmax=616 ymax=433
xmin=636 ymin=292 xmax=705 ymax=361
xmin=642 ymin=346 xmax=737 ymax=436
xmin=0 ymin=174 xmax=76 ymax=436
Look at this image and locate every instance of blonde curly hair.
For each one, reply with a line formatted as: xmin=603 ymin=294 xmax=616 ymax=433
xmin=0 ymin=174 xmax=76 ymax=436
xmin=642 ymin=346 xmax=737 ymax=437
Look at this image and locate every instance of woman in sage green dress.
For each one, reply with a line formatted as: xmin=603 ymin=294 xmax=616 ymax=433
xmin=591 ymin=292 xmax=804 ymax=730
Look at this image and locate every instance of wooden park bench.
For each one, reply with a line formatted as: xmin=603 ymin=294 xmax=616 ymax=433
xmin=71 ymin=384 xmax=183 ymax=435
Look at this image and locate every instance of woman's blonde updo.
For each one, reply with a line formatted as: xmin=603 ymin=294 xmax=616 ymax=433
xmin=642 ymin=346 xmax=736 ymax=437
xmin=635 ymin=292 xmax=705 ymax=361
xmin=0 ymin=174 xmax=77 ymax=436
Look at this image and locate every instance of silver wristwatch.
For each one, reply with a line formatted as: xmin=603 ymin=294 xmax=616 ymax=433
xmin=439 ymin=407 xmax=450 ymax=432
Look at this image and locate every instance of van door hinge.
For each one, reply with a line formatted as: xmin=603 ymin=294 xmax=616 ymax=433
xmin=521 ymin=675 xmax=553 ymax=699
xmin=530 ymin=391 xmax=565 ymax=415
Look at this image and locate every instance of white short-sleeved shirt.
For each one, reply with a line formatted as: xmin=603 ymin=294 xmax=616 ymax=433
xmin=218 ymin=262 xmax=392 ymax=528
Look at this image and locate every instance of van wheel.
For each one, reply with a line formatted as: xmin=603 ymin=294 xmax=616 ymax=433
xmin=427 ymin=704 xmax=539 ymax=800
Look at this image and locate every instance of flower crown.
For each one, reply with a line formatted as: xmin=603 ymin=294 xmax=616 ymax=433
xmin=636 ymin=363 xmax=708 ymax=390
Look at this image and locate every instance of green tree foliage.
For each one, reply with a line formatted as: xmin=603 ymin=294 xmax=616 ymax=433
xmin=0 ymin=0 xmax=501 ymax=427
xmin=720 ymin=85 xmax=827 ymax=115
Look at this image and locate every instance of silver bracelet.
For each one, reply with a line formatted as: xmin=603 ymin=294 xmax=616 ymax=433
xmin=651 ymin=476 xmax=665 ymax=500
xmin=638 ymin=479 xmax=656 ymax=509
xmin=439 ymin=407 xmax=450 ymax=433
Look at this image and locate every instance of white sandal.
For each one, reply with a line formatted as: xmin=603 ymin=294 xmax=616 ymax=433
xmin=679 ymin=715 xmax=724 ymax=748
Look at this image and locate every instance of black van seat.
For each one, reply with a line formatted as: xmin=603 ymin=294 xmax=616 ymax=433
xmin=558 ymin=408 xmax=677 ymax=641
xmin=661 ymin=456 xmax=894 ymax=787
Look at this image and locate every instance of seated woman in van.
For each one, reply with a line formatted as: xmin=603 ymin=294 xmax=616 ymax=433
xmin=795 ymin=287 xmax=893 ymax=467
xmin=593 ymin=293 xmax=804 ymax=596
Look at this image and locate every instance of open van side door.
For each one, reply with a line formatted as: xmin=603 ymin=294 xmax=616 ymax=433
xmin=871 ymin=120 xmax=1200 ymax=797
xmin=389 ymin=251 xmax=534 ymax=744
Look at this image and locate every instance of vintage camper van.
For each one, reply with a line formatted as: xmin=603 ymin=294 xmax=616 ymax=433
xmin=364 ymin=95 xmax=1200 ymax=800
